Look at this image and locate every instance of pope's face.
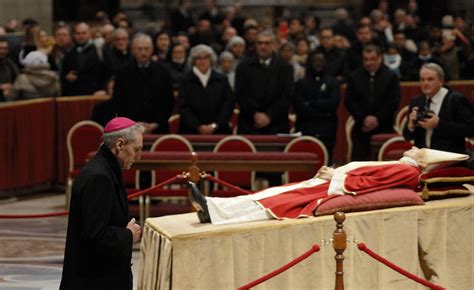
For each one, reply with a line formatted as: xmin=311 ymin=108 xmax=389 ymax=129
xmin=403 ymin=147 xmax=425 ymax=165
xmin=116 ymin=131 xmax=143 ymax=170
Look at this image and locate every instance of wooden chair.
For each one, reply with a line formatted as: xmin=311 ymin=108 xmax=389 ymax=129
xmin=212 ymin=135 xmax=257 ymax=197
xmin=282 ymin=136 xmax=329 ymax=183
xmin=378 ymin=136 xmax=413 ymax=161
xmin=146 ymin=134 xmax=194 ymax=218
xmin=168 ymin=114 xmax=180 ymax=134
xmin=394 ymin=105 xmax=409 ymax=135
xmin=345 ymin=116 xmax=355 ymax=163
xmin=66 ymin=120 xmax=103 ymax=208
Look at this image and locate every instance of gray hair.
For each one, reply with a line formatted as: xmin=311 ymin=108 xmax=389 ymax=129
xmin=226 ymin=35 xmax=245 ymax=50
xmin=131 ymin=33 xmax=152 ymax=48
xmin=219 ymin=51 xmax=235 ymax=61
xmin=257 ymin=29 xmax=276 ymax=42
xmin=112 ymin=28 xmax=129 ymax=40
xmin=188 ymin=44 xmax=217 ymax=67
xmin=102 ymin=124 xmax=145 ymax=149
xmin=421 ymin=63 xmax=445 ymax=81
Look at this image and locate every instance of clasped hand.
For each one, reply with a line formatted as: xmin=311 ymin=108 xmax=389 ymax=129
xmin=127 ymin=218 xmax=141 ymax=242
xmin=314 ymin=165 xmax=335 ymax=181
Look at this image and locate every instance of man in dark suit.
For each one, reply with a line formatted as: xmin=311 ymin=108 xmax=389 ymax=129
xmin=60 ymin=22 xmax=107 ymax=96
xmin=235 ymin=29 xmax=294 ymax=134
xmin=345 ymin=44 xmax=401 ymax=161
xmin=60 ymin=117 xmax=143 ymax=290
xmin=403 ymin=63 xmax=474 ymax=153
xmin=112 ymin=33 xmax=174 ymax=133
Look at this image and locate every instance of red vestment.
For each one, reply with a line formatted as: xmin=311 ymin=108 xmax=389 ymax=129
xmin=257 ymin=163 xmax=421 ymax=219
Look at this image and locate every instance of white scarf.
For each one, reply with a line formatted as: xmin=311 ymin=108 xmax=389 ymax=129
xmin=193 ymin=66 xmax=211 ymax=88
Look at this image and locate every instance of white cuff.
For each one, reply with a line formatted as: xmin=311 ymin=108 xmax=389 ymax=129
xmin=327 ymin=172 xmax=346 ymax=195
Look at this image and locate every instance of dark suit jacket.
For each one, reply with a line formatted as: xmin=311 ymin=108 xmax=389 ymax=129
xmin=403 ymin=90 xmax=474 ymax=153
xmin=293 ymin=72 xmax=340 ymax=151
xmin=345 ymin=65 xmax=401 ymax=134
xmin=60 ymin=144 xmax=133 ymax=290
xmin=112 ymin=60 xmax=174 ymax=133
xmin=178 ymin=69 xmax=234 ymax=134
xmin=60 ymin=43 xmax=107 ymax=96
xmin=235 ymin=55 xmax=293 ymax=134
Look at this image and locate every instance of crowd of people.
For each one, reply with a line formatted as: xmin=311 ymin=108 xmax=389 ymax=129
xmin=1 ymin=0 xmax=474 ymax=160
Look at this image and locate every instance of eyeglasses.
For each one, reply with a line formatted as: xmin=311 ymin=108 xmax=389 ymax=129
xmin=256 ymin=41 xmax=272 ymax=45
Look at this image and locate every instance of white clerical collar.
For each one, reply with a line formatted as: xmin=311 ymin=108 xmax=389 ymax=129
xmin=429 ymin=87 xmax=448 ymax=106
xmin=193 ymin=66 xmax=211 ymax=87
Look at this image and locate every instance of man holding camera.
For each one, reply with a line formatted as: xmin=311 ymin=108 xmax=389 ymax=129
xmin=403 ymin=63 xmax=474 ymax=154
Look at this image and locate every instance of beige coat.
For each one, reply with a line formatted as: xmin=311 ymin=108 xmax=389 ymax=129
xmin=13 ymin=64 xmax=60 ymax=99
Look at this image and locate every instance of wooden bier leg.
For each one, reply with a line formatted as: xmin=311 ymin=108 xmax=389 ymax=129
xmin=333 ymin=212 xmax=347 ymax=290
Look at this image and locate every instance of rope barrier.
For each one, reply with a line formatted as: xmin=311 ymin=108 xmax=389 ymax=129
xmin=126 ymin=175 xmax=185 ymax=200
xmin=0 ymin=174 xmax=186 ymax=219
xmin=0 ymin=211 xmax=70 ymax=219
xmin=203 ymin=174 xmax=253 ymax=195
xmin=237 ymin=244 xmax=320 ymax=290
xmin=357 ymin=242 xmax=445 ymax=290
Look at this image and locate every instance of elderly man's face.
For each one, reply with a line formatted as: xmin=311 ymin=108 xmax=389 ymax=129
xmin=403 ymin=147 xmax=425 ymax=167
xmin=114 ymin=32 xmax=129 ymax=51
xmin=419 ymin=68 xmax=443 ymax=97
xmin=116 ymin=130 xmax=143 ymax=170
xmin=132 ymin=38 xmax=153 ymax=65
xmin=256 ymin=34 xmax=274 ymax=60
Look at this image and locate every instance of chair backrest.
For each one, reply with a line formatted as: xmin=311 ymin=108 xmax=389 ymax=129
xmin=394 ymin=106 xmax=409 ymax=135
xmin=150 ymin=134 xmax=194 ymax=184
xmin=67 ymin=120 xmax=103 ymax=172
xmin=231 ymin=108 xmax=239 ymax=135
xmin=168 ymin=114 xmax=180 ymax=134
xmin=378 ymin=136 xmax=413 ymax=161
xmin=345 ymin=116 xmax=355 ymax=163
xmin=213 ymin=135 xmax=256 ymax=190
xmin=283 ymin=136 xmax=329 ymax=183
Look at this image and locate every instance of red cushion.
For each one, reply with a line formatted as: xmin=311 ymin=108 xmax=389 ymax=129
xmin=314 ymin=188 xmax=424 ymax=216
xmin=416 ymin=166 xmax=474 ymax=199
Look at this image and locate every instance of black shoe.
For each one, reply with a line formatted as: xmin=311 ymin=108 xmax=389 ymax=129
xmin=187 ymin=181 xmax=211 ymax=223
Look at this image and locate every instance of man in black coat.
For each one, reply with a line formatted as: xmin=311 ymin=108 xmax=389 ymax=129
xmin=60 ymin=117 xmax=143 ymax=290
xmin=60 ymin=22 xmax=107 ymax=96
xmin=345 ymin=44 xmax=401 ymax=161
xmin=403 ymin=63 xmax=474 ymax=154
xmin=235 ymin=30 xmax=293 ymax=134
xmin=112 ymin=34 xmax=174 ymax=133
xmin=294 ymin=52 xmax=340 ymax=159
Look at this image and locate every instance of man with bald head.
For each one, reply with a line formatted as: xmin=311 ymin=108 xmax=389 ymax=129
xmin=60 ymin=22 xmax=107 ymax=96
xmin=111 ymin=33 xmax=174 ymax=133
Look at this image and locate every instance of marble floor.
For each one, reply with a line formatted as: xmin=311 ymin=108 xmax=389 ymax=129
xmin=0 ymin=193 xmax=141 ymax=290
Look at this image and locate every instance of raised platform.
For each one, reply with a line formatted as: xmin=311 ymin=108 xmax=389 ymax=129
xmin=139 ymin=196 xmax=474 ymax=290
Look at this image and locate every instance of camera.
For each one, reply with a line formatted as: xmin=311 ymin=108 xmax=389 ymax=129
xmin=415 ymin=109 xmax=434 ymax=123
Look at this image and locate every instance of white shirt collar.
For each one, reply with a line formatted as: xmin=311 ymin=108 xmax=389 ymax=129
xmin=429 ymin=87 xmax=448 ymax=107
xmin=193 ymin=66 xmax=211 ymax=87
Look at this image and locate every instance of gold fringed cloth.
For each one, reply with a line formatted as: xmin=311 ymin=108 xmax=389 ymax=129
xmin=139 ymin=196 xmax=474 ymax=290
